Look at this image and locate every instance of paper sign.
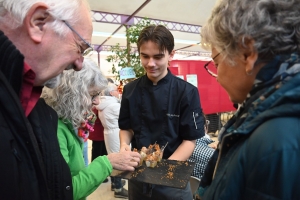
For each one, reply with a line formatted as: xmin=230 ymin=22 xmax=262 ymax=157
xmin=186 ymin=74 xmax=198 ymax=87
xmin=119 ymin=67 xmax=136 ymax=80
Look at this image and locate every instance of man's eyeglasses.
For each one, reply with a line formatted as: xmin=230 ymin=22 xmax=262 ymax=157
xmin=63 ymin=20 xmax=94 ymax=56
xmin=204 ymin=52 xmax=221 ymax=78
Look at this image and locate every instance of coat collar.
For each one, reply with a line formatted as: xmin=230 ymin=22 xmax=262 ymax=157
xmin=143 ymin=68 xmax=173 ymax=86
xmin=0 ymin=30 xmax=24 ymax=94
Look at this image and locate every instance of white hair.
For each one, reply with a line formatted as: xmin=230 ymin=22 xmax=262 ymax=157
xmin=0 ymin=0 xmax=90 ymax=36
xmin=102 ymin=83 xmax=117 ymax=96
xmin=201 ymin=0 xmax=300 ymax=63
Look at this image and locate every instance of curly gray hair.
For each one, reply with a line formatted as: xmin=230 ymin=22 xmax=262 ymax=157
xmin=42 ymin=58 xmax=107 ymax=129
xmin=201 ymin=0 xmax=300 ymax=62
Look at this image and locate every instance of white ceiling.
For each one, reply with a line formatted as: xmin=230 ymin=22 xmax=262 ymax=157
xmin=88 ymin=0 xmax=218 ymax=60
xmin=89 ymin=0 xmax=216 ymax=25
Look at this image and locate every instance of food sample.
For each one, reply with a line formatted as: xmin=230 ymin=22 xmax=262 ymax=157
xmin=140 ymin=146 xmax=148 ymax=156
xmin=133 ymin=142 xmax=167 ymax=167
xmin=134 ymin=147 xmax=148 ymax=167
xmin=145 ymin=154 xmax=158 ymax=168
xmin=153 ymin=144 xmax=163 ymax=162
xmin=145 ymin=143 xmax=162 ymax=167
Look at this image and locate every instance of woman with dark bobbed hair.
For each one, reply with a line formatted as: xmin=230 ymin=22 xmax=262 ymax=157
xmin=195 ymin=0 xmax=300 ymax=199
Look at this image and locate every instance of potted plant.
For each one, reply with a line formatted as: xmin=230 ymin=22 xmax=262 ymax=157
xmin=106 ymin=18 xmax=154 ymax=82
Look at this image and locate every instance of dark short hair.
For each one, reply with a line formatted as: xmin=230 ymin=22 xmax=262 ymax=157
xmin=202 ymin=113 xmax=209 ymax=130
xmin=137 ymin=25 xmax=174 ymax=54
xmin=107 ymin=78 xmax=114 ymax=84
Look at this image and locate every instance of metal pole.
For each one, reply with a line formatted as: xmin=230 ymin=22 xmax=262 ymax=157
xmin=97 ymin=50 xmax=100 ymax=68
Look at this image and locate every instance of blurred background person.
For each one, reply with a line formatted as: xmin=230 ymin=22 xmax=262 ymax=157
xmin=88 ymin=77 xmax=114 ymax=182
xmin=88 ymin=94 xmax=108 ymax=182
xmin=188 ymin=115 xmax=216 ymax=180
xmin=195 ymin=0 xmax=300 ymax=199
xmin=42 ymin=58 xmax=140 ymax=200
xmin=107 ymin=77 xmax=115 ymax=84
xmin=97 ymin=83 xmax=127 ymax=199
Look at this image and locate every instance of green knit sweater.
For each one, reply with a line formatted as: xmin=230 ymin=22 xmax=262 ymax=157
xmin=57 ymin=119 xmax=113 ymax=200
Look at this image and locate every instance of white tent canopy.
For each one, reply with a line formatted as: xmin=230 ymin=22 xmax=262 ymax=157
xmin=87 ymin=0 xmax=218 ymax=75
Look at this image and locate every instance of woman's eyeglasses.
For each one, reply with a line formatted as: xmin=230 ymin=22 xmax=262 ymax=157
xmin=204 ymin=52 xmax=221 ymax=78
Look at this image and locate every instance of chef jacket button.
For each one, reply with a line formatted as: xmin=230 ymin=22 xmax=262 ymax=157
xmin=66 ymin=186 xmax=71 ymax=190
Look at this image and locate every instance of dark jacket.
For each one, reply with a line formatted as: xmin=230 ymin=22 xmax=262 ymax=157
xmin=119 ymin=70 xmax=204 ymax=200
xmin=0 ymin=30 xmax=73 ymax=199
xmin=119 ymin=70 xmax=205 ymax=158
xmin=203 ymin=60 xmax=300 ymax=200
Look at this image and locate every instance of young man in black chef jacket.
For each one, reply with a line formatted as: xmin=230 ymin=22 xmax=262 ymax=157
xmin=119 ymin=25 xmax=205 ymax=200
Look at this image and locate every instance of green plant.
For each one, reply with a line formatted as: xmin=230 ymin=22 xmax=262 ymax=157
xmin=106 ymin=18 xmax=153 ymax=81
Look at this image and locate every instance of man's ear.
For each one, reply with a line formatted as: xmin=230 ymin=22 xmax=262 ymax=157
xmin=24 ymin=3 xmax=50 ymax=43
xmin=239 ymin=38 xmax=258 ymax=75
xmin=168 ymin=50 xmax=175 ymax=61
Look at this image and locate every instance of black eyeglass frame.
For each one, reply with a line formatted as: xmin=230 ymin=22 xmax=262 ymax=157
xmin=204 ymin=52 xmax=221 ymax=78
xmin=63 ymin=20 xmax=94 ymax=56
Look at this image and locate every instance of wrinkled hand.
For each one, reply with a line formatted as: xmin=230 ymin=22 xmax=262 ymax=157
xmin=107 ymin=151 xmax=141 ymax=171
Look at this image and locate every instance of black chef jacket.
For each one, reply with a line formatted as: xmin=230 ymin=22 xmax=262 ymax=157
xmin=119 ymin=69 xmax=205 ymax=158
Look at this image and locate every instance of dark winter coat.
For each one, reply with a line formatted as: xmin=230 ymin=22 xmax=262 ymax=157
xmin=202 ymin=54 xmax=300 ymax=200
xmin=0 ymin=30 xmax=73 ymax=200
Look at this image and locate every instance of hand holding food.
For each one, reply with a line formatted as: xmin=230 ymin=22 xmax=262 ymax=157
xmin=133 ymin=142 xmax=167 ymax=168
xmin=107 ymin=151 xmax=141 ymax=171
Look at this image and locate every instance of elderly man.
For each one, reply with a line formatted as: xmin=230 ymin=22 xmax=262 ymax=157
xmin=0 ymin=1 xmax=140 ymax=199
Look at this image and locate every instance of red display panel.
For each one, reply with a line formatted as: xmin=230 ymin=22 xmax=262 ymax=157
xmin=169 ymin=60 xmax=235 ymax=114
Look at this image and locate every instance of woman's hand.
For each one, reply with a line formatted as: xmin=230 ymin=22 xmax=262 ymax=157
xmin=107 ymin=151 xmax=141 ymax=171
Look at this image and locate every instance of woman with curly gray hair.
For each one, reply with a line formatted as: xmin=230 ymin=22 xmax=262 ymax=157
xmin=42 ymin=58 xmax=141 ymax=200
xmin=43 ymin=58 xmax=107 ymax=129
xmin=194 ymin=0 xmax=300 ymax=199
